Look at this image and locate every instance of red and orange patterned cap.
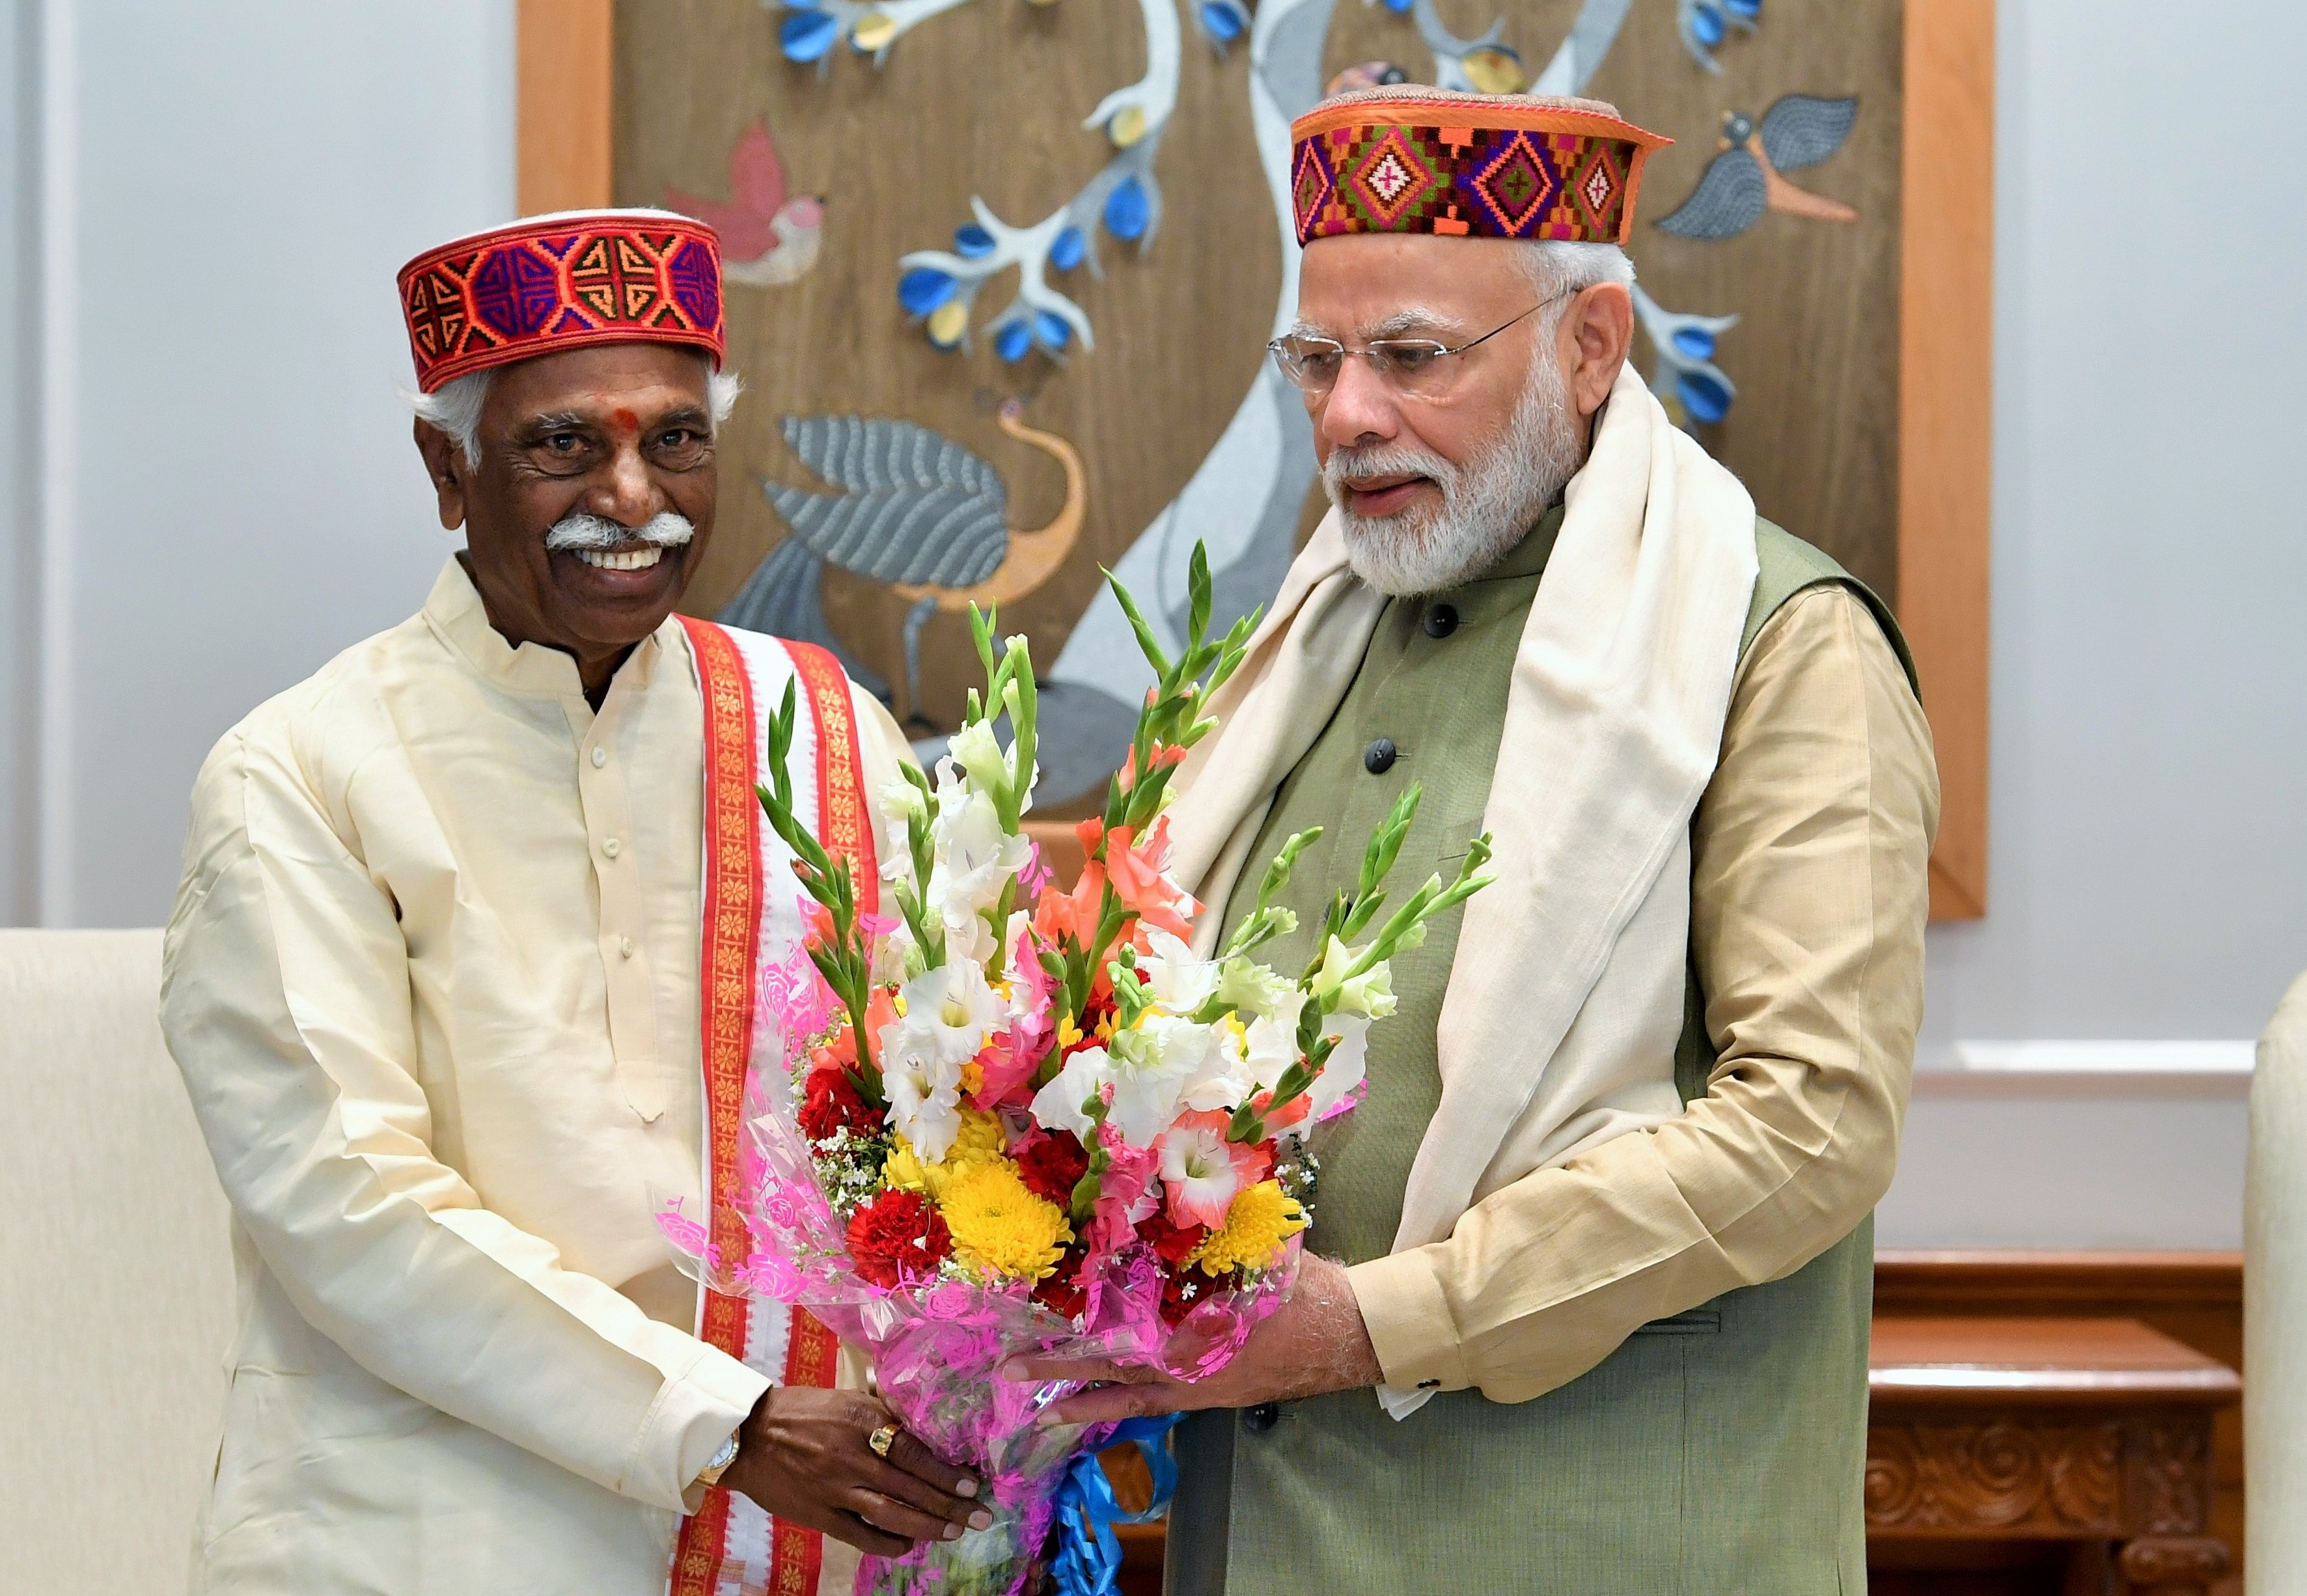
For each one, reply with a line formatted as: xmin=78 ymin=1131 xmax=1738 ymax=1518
xmin=397 ymin=209 xmax=725 ymax=392
xmin=1290 ymin=88 xmax=1670 ymax=248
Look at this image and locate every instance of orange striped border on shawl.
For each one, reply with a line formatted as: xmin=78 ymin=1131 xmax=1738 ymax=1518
xmin=674 ymin=614 xmax=781 ymax=1596
xmin=670 ymin=624 xmax=881 ymax=1596
xmin=785 ymin=639 xmax=880 ymax=911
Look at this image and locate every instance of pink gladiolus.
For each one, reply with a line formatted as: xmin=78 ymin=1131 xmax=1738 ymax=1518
xmin=972 ymin=1026 xmax=1040 ymax=1108
xmin=1017 ymin=839 xmax=1054 ymax=898
xmin=1085 ymin=1133 xmax=1159 ymax=1261
xmin=1156 ymin=1110 xmax=1271 ymax=1230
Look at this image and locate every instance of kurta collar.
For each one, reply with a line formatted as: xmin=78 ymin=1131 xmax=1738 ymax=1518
xmin=421 ymin=555 xmax=680 ymax=700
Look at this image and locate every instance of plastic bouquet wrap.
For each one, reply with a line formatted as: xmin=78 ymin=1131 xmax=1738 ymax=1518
xmin=661 ymin=549 xmax=1490 ymax=1595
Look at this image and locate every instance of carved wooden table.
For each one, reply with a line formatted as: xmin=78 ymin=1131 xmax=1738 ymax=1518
xmin=1866 ymin=1317 xmax=2243 ymax=1595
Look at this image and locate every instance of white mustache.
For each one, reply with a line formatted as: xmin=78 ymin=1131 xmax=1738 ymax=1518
xmin=543 ymin=511 xmax=697 ymax=551
xmin=1323 ymin=443 xmax=1461 ymax=508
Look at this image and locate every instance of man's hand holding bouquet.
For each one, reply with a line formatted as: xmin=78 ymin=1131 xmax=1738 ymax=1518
xmin=660 ymin=547 xmax=1490 ymax=1595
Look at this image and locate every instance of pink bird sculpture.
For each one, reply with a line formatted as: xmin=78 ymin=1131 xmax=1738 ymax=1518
xmin=667 ymin=121 xmax=825 ymax=288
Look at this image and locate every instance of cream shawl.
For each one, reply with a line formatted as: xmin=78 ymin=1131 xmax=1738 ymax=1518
xmin=1168 ymin=365 xmax=1759 ymax=1410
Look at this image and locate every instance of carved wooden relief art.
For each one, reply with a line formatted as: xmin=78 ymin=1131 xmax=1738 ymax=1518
xmin=1864 ymin=1421 xmax=2122 ymax=1536
xmin=609 ymin=0 xmax=1975 ymax=819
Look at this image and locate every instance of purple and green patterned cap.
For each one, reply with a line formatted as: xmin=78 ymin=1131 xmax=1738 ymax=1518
xmin=1290 ymin=88 xmax=1670 ymax=249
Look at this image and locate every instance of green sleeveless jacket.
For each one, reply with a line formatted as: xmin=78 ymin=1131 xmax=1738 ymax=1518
xmin=1165 ymin=512 xmax=1914 ymax=1596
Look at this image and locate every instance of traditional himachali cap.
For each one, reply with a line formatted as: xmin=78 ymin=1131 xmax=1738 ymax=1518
xmin=1291 ymin=87 xmax=1671 ymax=249
xmin=396 ymin=208 xmax=725 ymax=392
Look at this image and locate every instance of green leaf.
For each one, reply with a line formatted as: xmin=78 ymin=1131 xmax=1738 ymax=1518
xmin=1105 ymin=567 xmax=1172 ymax=683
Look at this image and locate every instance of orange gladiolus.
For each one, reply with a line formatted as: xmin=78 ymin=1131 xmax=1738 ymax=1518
xmin=1103 ymin=817 xmax=1200 ymax=943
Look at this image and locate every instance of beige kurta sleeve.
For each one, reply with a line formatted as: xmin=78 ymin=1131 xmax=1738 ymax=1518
xmin=1347 ymin=584 xmax=1939 ymax=1401
xmin=161 ymin=720 xmax=768 ymax=1515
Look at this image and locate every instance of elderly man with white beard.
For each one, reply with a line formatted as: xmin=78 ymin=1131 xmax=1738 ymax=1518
xmin=160 ymin=212 xmax=989 ymax=1596
xmin=1012 ymin=91 xmax=1939 ymax=1593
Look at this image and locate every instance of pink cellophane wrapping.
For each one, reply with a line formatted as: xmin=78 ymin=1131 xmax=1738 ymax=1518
xmin=663 ymin=984 xmax=1300 ymax=1596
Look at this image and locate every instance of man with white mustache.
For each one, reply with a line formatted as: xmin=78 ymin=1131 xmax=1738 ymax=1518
xmin=1015 ymin=90 xmax=1939 ymax=1594
xmin=159 ymin=212 xmax=980 ymax=1595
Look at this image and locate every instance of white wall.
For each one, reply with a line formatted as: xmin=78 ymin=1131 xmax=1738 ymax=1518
xmin=0 ymin=1 xmax=2294 ymax=1247
xmin=2 ymin=0 xmax=514 ymax=928
xmin=3 ymin=9 xmax=32 ymax=924
xmin=1881 ymin=0 xmax=2307 ymax=1250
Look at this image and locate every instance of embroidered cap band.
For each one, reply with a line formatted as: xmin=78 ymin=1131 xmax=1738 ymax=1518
xmin=398 ymin=209 xmax=725 ymax=392
xmin=1290 ymin=88 xmax=1670 ymax=248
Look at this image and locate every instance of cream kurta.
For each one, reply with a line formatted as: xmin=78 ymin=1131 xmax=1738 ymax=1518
xmin=161 ymin=559 xmax=909 ymax=1593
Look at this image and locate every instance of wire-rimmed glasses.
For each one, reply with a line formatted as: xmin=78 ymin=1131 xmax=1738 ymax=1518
xmin=1267 ymin=290 xmax=1571 ymax=400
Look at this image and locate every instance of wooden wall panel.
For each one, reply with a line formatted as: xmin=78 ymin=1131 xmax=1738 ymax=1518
xmin=611 ymin=0 xmax=1277 ymax=744
xmin=1897 ymin=0 xmax=1993 ymax=918
xmin=525 ymin=0 xmax=1995 ymax=913
xmin=518 ymin=0 xmax=615 ymax=214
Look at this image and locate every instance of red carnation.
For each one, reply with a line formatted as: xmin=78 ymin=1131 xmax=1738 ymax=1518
xmin=846 ymin=1190 xmax=950 ymax=1287
xmin=799 ymin=1068 xmax=883 ymax=1141
xmin=1161 ymin=1261 xmax=1235 ymax=1328
xmin=1139 ymin=1210 xmax=1209 ymax=1267
xmin=1015 ymin=1129 xmax=1090 ymax=1207
xmin=1032 ymin=1245 xmax=1090 ymax=1321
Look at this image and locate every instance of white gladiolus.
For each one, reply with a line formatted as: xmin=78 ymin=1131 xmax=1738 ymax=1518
xmin=1178 ymin=1019 xmax=1257 ymax=1113
xmin=1306 ymin=1013 xmax=1372 ymax=1121
xmin=1141 ymin=929 xmax=1221 ymax=1014
xmin=1309 ymin=937 xmax=1398 ymax=1019
xmin=1103 ymin=1015 xmax=1215 ymax=1147
xmin=880 ymin=1028 xmax=964 ymax=1161
xmin=877 ymin=775 xmax=927 ymax=826
xmin=1030 ymin=1045 xmax=1113 ymax=1144
xmin=926 ymin=768 xmax=1030 ymax=940
xmin=870 ymin=918 xmax=920 ymax=987
xmin=1217 ymin=958 xmax=1305 ymax=1030
xmin=1243 ymin=1013 xmax=1301 ymax=1094
xmin=946 ymin=719 xmax=1012 ymax=799
xmin=897 ymin=957 xmax=1004 ymax=1067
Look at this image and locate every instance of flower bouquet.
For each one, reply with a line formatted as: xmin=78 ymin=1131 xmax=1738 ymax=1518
xmin=663 ymin=547 xmax=1491 ymax=1595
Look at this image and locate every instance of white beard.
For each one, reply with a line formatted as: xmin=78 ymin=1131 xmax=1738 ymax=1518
xmin=1325 ymin=357 xmax=1586 ymax=598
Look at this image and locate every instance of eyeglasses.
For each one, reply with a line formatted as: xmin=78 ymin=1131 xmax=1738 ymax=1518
xmin=1267 ymin=290 xmax=1572 ymax=400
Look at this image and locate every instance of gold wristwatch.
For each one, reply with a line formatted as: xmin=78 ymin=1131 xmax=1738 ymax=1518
xmin=696 ymin=1429 xmax=741 ymax=1489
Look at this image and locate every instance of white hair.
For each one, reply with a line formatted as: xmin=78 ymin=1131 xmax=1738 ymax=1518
xmin=405 ymin=354 xmax=742 ymax=469
xmin=1520 ymin=239 xmax=1636 ymax=302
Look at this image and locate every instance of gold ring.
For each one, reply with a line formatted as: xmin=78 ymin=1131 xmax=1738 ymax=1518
xmin=868 ymin=1422 xmax=901 ymax=1459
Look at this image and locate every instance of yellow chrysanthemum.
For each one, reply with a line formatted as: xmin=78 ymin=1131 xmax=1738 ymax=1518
xmin=883 ymin=1109 xmax=1008 ymax=1199
xmin=1055 ymin=1011 xmax=1118 ymax=1054
xmin=1191 ymin=1181 xmax=1306 ymax=1276
xmin=939 ymin=1159 xmax=1073 ymax=1282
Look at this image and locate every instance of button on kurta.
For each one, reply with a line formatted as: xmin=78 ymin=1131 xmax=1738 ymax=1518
xmin=591 ymin=747 xmax=608 ymax=767
xmin=1424 ymin=603 xmax=1459 ymax=638
xmin=602 ymin=838 xmax=621 ymax=859
xmin=1244 ymin=1402 xmax=1280 ymax=1433
xmin=1364 ymin=738 xmax=1398 ymax=775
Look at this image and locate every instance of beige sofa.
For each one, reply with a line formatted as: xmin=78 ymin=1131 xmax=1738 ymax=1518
xmin=0 ymin=929 xmax=234 ymax=1593
xmin=2250 ymin=969 xmax=2307 ymax=1593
